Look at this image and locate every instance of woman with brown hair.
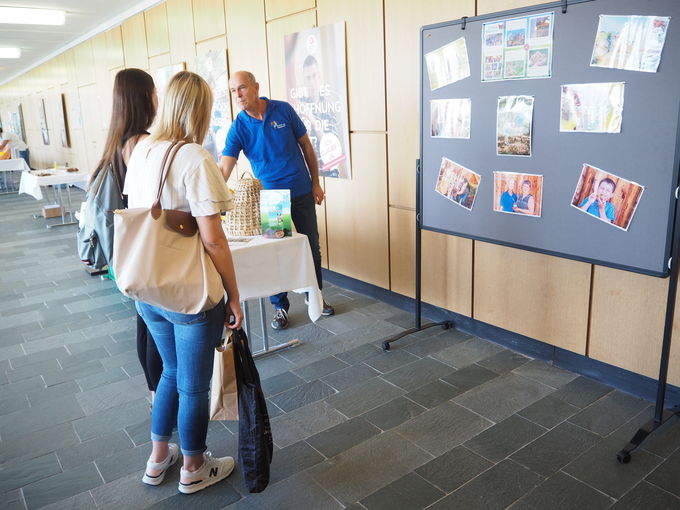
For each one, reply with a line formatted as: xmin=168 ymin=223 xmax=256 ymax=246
xmin=91 ymin=68 xmax=163 ymax=408
xmin=124 ymin=71 xmax=242 ymax=494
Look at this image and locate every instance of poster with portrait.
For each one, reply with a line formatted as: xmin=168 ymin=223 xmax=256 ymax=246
xmin=493 ymin=171 xmax=543 ymax=217
xmin=57 ymin=94 xmax=70 ymax=148
xmin=434 ymin=157 xmax=481 ymax=211
xmin=482 ymin=12 xmax=553 ymax=81
xmin=560 ymin=82 xmax=624 ymax=133
xmin=285 ymin=22 xmax=351 ymax=179
xmin=155 ymin=62 xmax=185 ymax=104
xmin=430 ymin=98 xmax=471 ymax=139
xmin=38 ymin=98 xmax=49 ymax=145
xmin=497 ymin=95 xmax=533 ymax=156
xmin=195 ymin=51 xmax=230 ymax=162
xmin=425 ymin=37 xmax=471 ymax=90
xmin=9 ymin=104 xmax=26 ymax=143
xmin=591 ymin=15 xmax=670 ymax=73
xmin=570 ymin=164 xmax=644 ymax=231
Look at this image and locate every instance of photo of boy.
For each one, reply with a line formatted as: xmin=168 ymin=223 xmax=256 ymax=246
xmin=578 ymin=177 xmax=616 ymax=223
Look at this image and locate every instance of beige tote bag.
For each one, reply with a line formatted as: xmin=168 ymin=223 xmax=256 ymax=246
xmin=210 ymin=331 xmax=238 ymax=420
xmin=112 ymin=141 xmax=223 ymax=314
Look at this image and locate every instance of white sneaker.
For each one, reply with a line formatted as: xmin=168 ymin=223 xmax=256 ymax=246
xmin=142 ymin=443 xmax=179 ymax=486
xmin=178 ymin=451 xmax=235 ymax=494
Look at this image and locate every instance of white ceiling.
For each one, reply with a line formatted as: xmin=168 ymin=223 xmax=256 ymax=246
xmin=0 ymin=1 xmax=162 ymax=85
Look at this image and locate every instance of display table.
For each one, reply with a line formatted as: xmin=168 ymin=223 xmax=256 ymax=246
xmin=19 ymin=168 xmax=88 ymax=228
xmin=0 ymin=158 xmax=30 ymax=193
xmin=227 ymin=232 xmax=322 ymax=357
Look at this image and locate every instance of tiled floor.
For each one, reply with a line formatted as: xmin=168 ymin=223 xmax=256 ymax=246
xmin=1 ymin=189 xmax=679 ymax=510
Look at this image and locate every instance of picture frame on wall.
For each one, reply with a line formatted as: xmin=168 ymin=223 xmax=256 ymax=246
xmin=10 ymin=104 xmax=26 ymax=143
xmin=58 ymin=94 xmax=70 ymax=148
xmin=39 ymin=98 xmax=50 ymax=145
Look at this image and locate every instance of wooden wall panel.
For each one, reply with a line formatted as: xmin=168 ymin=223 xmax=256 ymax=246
xmin=317 ymin=0 xmax=385 ymax=132
xmin=73 ymin=41 xmax=95 ymax=87
xmin=385 ymin=0 xmax=474 ymax=210
xmin=77 ymin=84 xmax=102 ymax=171
xmin=121 ymin=13 xmax=149 ymax=70
xmin=265 ymin=0 xmax=315 ymax=21
xmin=104 ymin=27 xmax=125 ymax=70
xmin=265 ymin=10 xmax=316 ymax=101
xmin=149 ymin=53 xmax=172 ymax=73
xmin=389 ymin=207 xmax=415 ymax=298
xmin=589 ymin=266 xmax=668 ymax=380
xmin=193 ymin=0 xmax=226 ymax=42
xmin=325 ymin=133 xmax=390 ymax=288
xmin=670 ymin=295 xmax=680 ymax=386
xmin=145 ymin=3 xmax=170 ymax=57
xmin=167 ymin=0 xmax=197 ymax=69
xmin=225 ymin=0 xmax=270 ymax=97
xmin=474 ymin=242 xmax=591 ymax=354
xmin=477 ymin=0 xmax=545 ymax=15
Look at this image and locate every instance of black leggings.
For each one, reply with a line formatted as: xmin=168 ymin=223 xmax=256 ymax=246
xmin=136 ymin=313 xmax=162 ymax=391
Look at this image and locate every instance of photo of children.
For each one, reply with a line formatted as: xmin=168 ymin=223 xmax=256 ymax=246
xmin=434 ymin=157 xmax=481 ymax=211
xmin=497 ymin=95 xmax=534 ymax=156
xmin=430 ymin=98 xmax=471 ymax=139
xmin=570 ymin=164 xmax=644 ymax=231
xmin=493 ymin=172 xmax=543 ymax=217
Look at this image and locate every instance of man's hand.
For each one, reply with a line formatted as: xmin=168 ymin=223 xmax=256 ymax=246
xmin=312 ymin=182 xmax=325 ymax=205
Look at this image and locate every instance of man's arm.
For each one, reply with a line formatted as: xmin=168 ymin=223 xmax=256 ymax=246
xmin=219 ymin=156 xmax=238 ymax=182
xmin=297 ymin=133 xmax=324 ymax=205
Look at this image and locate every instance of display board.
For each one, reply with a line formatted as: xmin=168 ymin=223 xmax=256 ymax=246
xmin=420 ymin=0 xmax=680 ymax=276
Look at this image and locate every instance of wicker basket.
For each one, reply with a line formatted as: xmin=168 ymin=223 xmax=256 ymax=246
xmin=224 ymin=172 xmax=263 ymax=236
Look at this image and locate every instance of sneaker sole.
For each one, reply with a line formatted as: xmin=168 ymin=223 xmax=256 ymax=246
xmin=142 ymin=452 xmax=179 ymax=486
xmin=178 ymin=462 xmax=235 ymax=494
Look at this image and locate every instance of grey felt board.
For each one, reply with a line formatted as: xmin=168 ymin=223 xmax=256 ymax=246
xmin=420 ymin=0 xmax=680 ymax=276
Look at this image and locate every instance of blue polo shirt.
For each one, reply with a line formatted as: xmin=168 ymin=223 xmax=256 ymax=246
xmin=580 ymin=198 xmax=615 ymax=222
xmin=222 ymin=98 xmax=311 ymax=198
xmin=499 ymin=191 xmax=517 ymax=212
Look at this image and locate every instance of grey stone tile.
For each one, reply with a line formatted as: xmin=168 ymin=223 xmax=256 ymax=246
xmin=362 ymin=396 xmax=427 ymax=431
xmin=268 ymin=440 xmax=325 ymax=485
xmin=261 ymin=371 xmax=306 ymax=397
xmin=381 ymin=357 xmax=455 ymax=393
xmin=394 ymin=401 xmax=493 ymax=456
xmin=646 ymin=448 xmax=680 ymax=498
xmin=95 ymin=444 xmax=152 ymax=483
xmin=73 ymin=398 xmax=150 ymax=441
xmin=517 ymin=394 xmax=581 ymax=429
xmin=0 ymin=453 xmax=62 ymax=493
xmin=271 ymin=400 xmax=346 ymax=448
xmin=23 ymin=463 xmax=103 ymax=510
xmin=317 ymin=310 xmax=376 ymax=335
xmin=0 ymin=422 xmax=78 ymax=464
xmin=56 ymin=429 xmax=134 ymax=470
xmin=453 ymin=373 xmax=554 ymax=423
xmin=38 ymin=492 xmax=97 ymax=510
xmin=76 ymin=367 xmax=128 ymax=391
xmin=58 ymin=347 xmax=110 ymax=369
xmin=363 ymin=349 xmax=419 ymax=374
xmin=90 ymin=467 xmax=179 ymax=510
xmin=75 ymin=374 xmax=147 ymax=415
xmin=249 ymin=353 xmax=296 ymax=380
xmin=8 ymin=347 xmax=68 ymax=369
xmin=563 ymin=436 xmax=663 ymax=499
xmin=440 ymin=363 xmax=500 ymax=393
xmin=435 ymin=461 xmax=542 ymax=510
xmin=267 ymin=379 xmax=336 ymax=413
xmin=42 ymin=360 xmax=105 ymax=387
xmin=401 ymin=328 xmax=471 ymax=358
xmin=512 ymin=359 xmax=579 ymax=389
xmin=307 ymin=416 xmax=381 ymax=458
xmin=415 ymin=445 xmax=493 ymax=492
xmin=0 ymin=376 xmax=45 ymax=398
xmin=145 ymin=479 xmax=241 ymax=509
xmin=551 ymin=376 xmax=613 ymax=408
xmin=610 ymin=481 xmax=680 ymax=509
xmin=25 ymin=381 xmax=81 ymax=406
xmin=0 ymin=394 xmax=29 ymax=416
xmin=464 ymin=414 xmax=547 ymax=463
xmin=0 ymin=395 xmax=84 ymax=440
xmin=228 ymin=471 xmax=341 ymax=510
xmin=477 ymin=349 xmax=531 ymax=374
xmin=404 ymin=380 xmax=462 ymax=409
xmin=609 ymin=406 xmax=680 ymax=459
xmin=309 ymin=431 xmax=432 ymax=506
xmin=334 ymin=342 xmax=383 ymax=365
xmin=0 ymin=489 xmax=26 ymax=510
xmin=568 ymin=390 xmax=649 ymax=436
xmin=98 ymin=351 xmax=138 ymax=371
xmin=0 ymin=344 xmax=24 ymax=362
xmin=431 ymin=337 xmax=505 ymax=369
xmin=360 ymin=471 xmax=444 ymax=510
xmin=510 ymin=421 xmax=601 ymax=476
xmin=511 ymin=471 xmax=614 ymax=510
xmin=321 ymin=363 xmax=380 ymax=392
xmin=292 ymin=356 xmax=350 ymax=381
xmin=6 ymin=359 xmax=61 ymax=383
xmin=328 ymin=377 xmax=405 ymax=418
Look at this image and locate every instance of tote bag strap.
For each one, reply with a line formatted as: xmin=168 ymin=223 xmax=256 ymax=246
xmin=151 ymin=141 xmax=188 ymax=216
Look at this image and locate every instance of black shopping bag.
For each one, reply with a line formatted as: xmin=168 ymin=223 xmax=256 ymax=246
xmin=233 ymin=328 xmax=273 ymax=493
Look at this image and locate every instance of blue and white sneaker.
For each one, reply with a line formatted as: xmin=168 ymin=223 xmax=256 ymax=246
xmin=142 ymin=442 xmax=179 ymax=486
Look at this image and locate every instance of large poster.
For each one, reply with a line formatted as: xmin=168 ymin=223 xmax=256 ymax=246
xmin=195 ymin=50 xmax=230 ymax=162
xmin=285 ymin=22 xmax=351 ymax=179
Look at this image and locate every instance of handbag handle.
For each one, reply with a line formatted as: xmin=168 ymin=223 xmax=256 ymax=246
xmin=151 ymin=141 xmax=188 ymax=220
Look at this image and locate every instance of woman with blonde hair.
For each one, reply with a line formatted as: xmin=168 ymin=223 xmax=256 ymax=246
xmin=124 ymin=71 xmax=242 ymax=494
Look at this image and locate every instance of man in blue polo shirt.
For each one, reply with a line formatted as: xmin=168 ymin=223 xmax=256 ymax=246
xmin=219 ymin=70 xmax=334 ymax=330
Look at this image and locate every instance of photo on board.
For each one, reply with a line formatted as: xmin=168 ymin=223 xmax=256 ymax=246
xmin=425 ymin=37 xmax=471 ymax=90
xmin=434 ymin=157 xmax=481 ymax=211
xmin=497 ymin=95 xmax=534 ymax=156
xmin=493 ymin=171 xmax=543 ymax=217
xmin=560 ymin=82 xmax=625 ymax=133
xmin=430 ymin=98 xmax=471 ymax=139
xmin=570 ymin=163 xmax=644 ymax=231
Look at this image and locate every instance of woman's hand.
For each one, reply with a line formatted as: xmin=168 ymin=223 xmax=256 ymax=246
xmin=226 ymin=297 xmax=243 ymax=330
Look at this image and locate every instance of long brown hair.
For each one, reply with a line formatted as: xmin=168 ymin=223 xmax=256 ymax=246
xmin=89 ymin=68 xmax=156 ymax=189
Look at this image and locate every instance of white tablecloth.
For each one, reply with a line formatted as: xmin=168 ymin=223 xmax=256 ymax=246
xmin=18 ymin=169 xmax=88 ymax=200
xmin=227 ymin=232 xmax=322 ymax=322
xmin=0 ymin=158 xmax=30 ymax=172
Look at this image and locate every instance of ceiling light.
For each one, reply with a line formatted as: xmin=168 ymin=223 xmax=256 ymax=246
xmin=0 ymin=47 xmax=21 ymax=59
xmin=0 ymin=6 xmax=66 ymax=25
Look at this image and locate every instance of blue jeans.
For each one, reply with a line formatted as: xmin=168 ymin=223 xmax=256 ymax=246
xmin=136 ymin=300 xmax=225 ymax=455
xmin=270 ymin=192 xmax=323 ymax=310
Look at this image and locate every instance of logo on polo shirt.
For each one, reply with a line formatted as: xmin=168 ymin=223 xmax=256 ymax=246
xmin=270 ymin=120 xmax=287 ymax=129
